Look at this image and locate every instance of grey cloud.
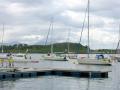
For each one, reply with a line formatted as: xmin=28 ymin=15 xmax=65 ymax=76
xmin=2 ymin=0 xmax=52 ymax=6
xmin=0 ymin=0 xmax=119 ymax=49
xmin=69 ymin=0 xmax=120 ymax=20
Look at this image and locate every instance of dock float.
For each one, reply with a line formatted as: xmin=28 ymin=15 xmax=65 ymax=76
xmin=0 ymin=67 xmax=111 ymax=80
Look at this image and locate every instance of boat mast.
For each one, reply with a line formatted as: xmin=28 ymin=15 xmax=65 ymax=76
xmin=51 ymin=18 xmax=54 ymax=54
xmin=45 ymin=22 xmax=52 ymax=45
xmin=1 ymin=24 xmax=5 ymax=53
xmin=118 ymin=24 xmax=120 ymax=49
xmin=116 ymin=24 xmax=120 ymax=54
xmin=67 ymin=29 xmax=71 ymax=53
xmin=87 ymin=0 xmax=90 ymax=58
xmin=45 ymin=17 xmax=54 ymax=54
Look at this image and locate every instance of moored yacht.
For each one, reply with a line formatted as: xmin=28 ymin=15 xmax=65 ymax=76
xmin=42 ymin=53 xmax=67 ymax=61
xmin=67 ymin=0 xmax=112 ymax=66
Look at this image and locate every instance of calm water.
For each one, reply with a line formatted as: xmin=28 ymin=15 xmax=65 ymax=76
xmin=0 ymin=54 xmax=120 ymax=90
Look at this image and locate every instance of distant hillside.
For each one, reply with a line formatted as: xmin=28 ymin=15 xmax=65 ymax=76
xmin=1 ymin=42 xmax=88 ymax=53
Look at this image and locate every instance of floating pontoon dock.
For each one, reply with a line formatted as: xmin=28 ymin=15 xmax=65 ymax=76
xmin=0 ymin=64 xmax=112 ymax=80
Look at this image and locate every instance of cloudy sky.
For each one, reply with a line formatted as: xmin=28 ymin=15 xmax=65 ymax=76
xmin=0 ymin=0 xmax=120 ymax=49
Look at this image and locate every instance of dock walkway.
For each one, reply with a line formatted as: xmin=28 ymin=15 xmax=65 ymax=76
xmin=0 ymin=63 xmax=112 ymax=79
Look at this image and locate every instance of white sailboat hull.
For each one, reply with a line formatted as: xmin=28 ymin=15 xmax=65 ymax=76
xmin=42 ymin=54 xmax=67 ymax=61
xmin=68 ymin=58 xmax=112 ymax=65
xmin=78 ymin=58 xmax=111 ymax=65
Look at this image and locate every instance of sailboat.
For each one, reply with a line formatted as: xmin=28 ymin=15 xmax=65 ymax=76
xmin=68 ymin=0 xmax=112 ymax=65
xmin=42 ymin=18 xmax=67 ymax=61
xmin=66 ymin=29 xmax=78 ymax=59
xmin=12 ymin=48 xmax=30 ymax=60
